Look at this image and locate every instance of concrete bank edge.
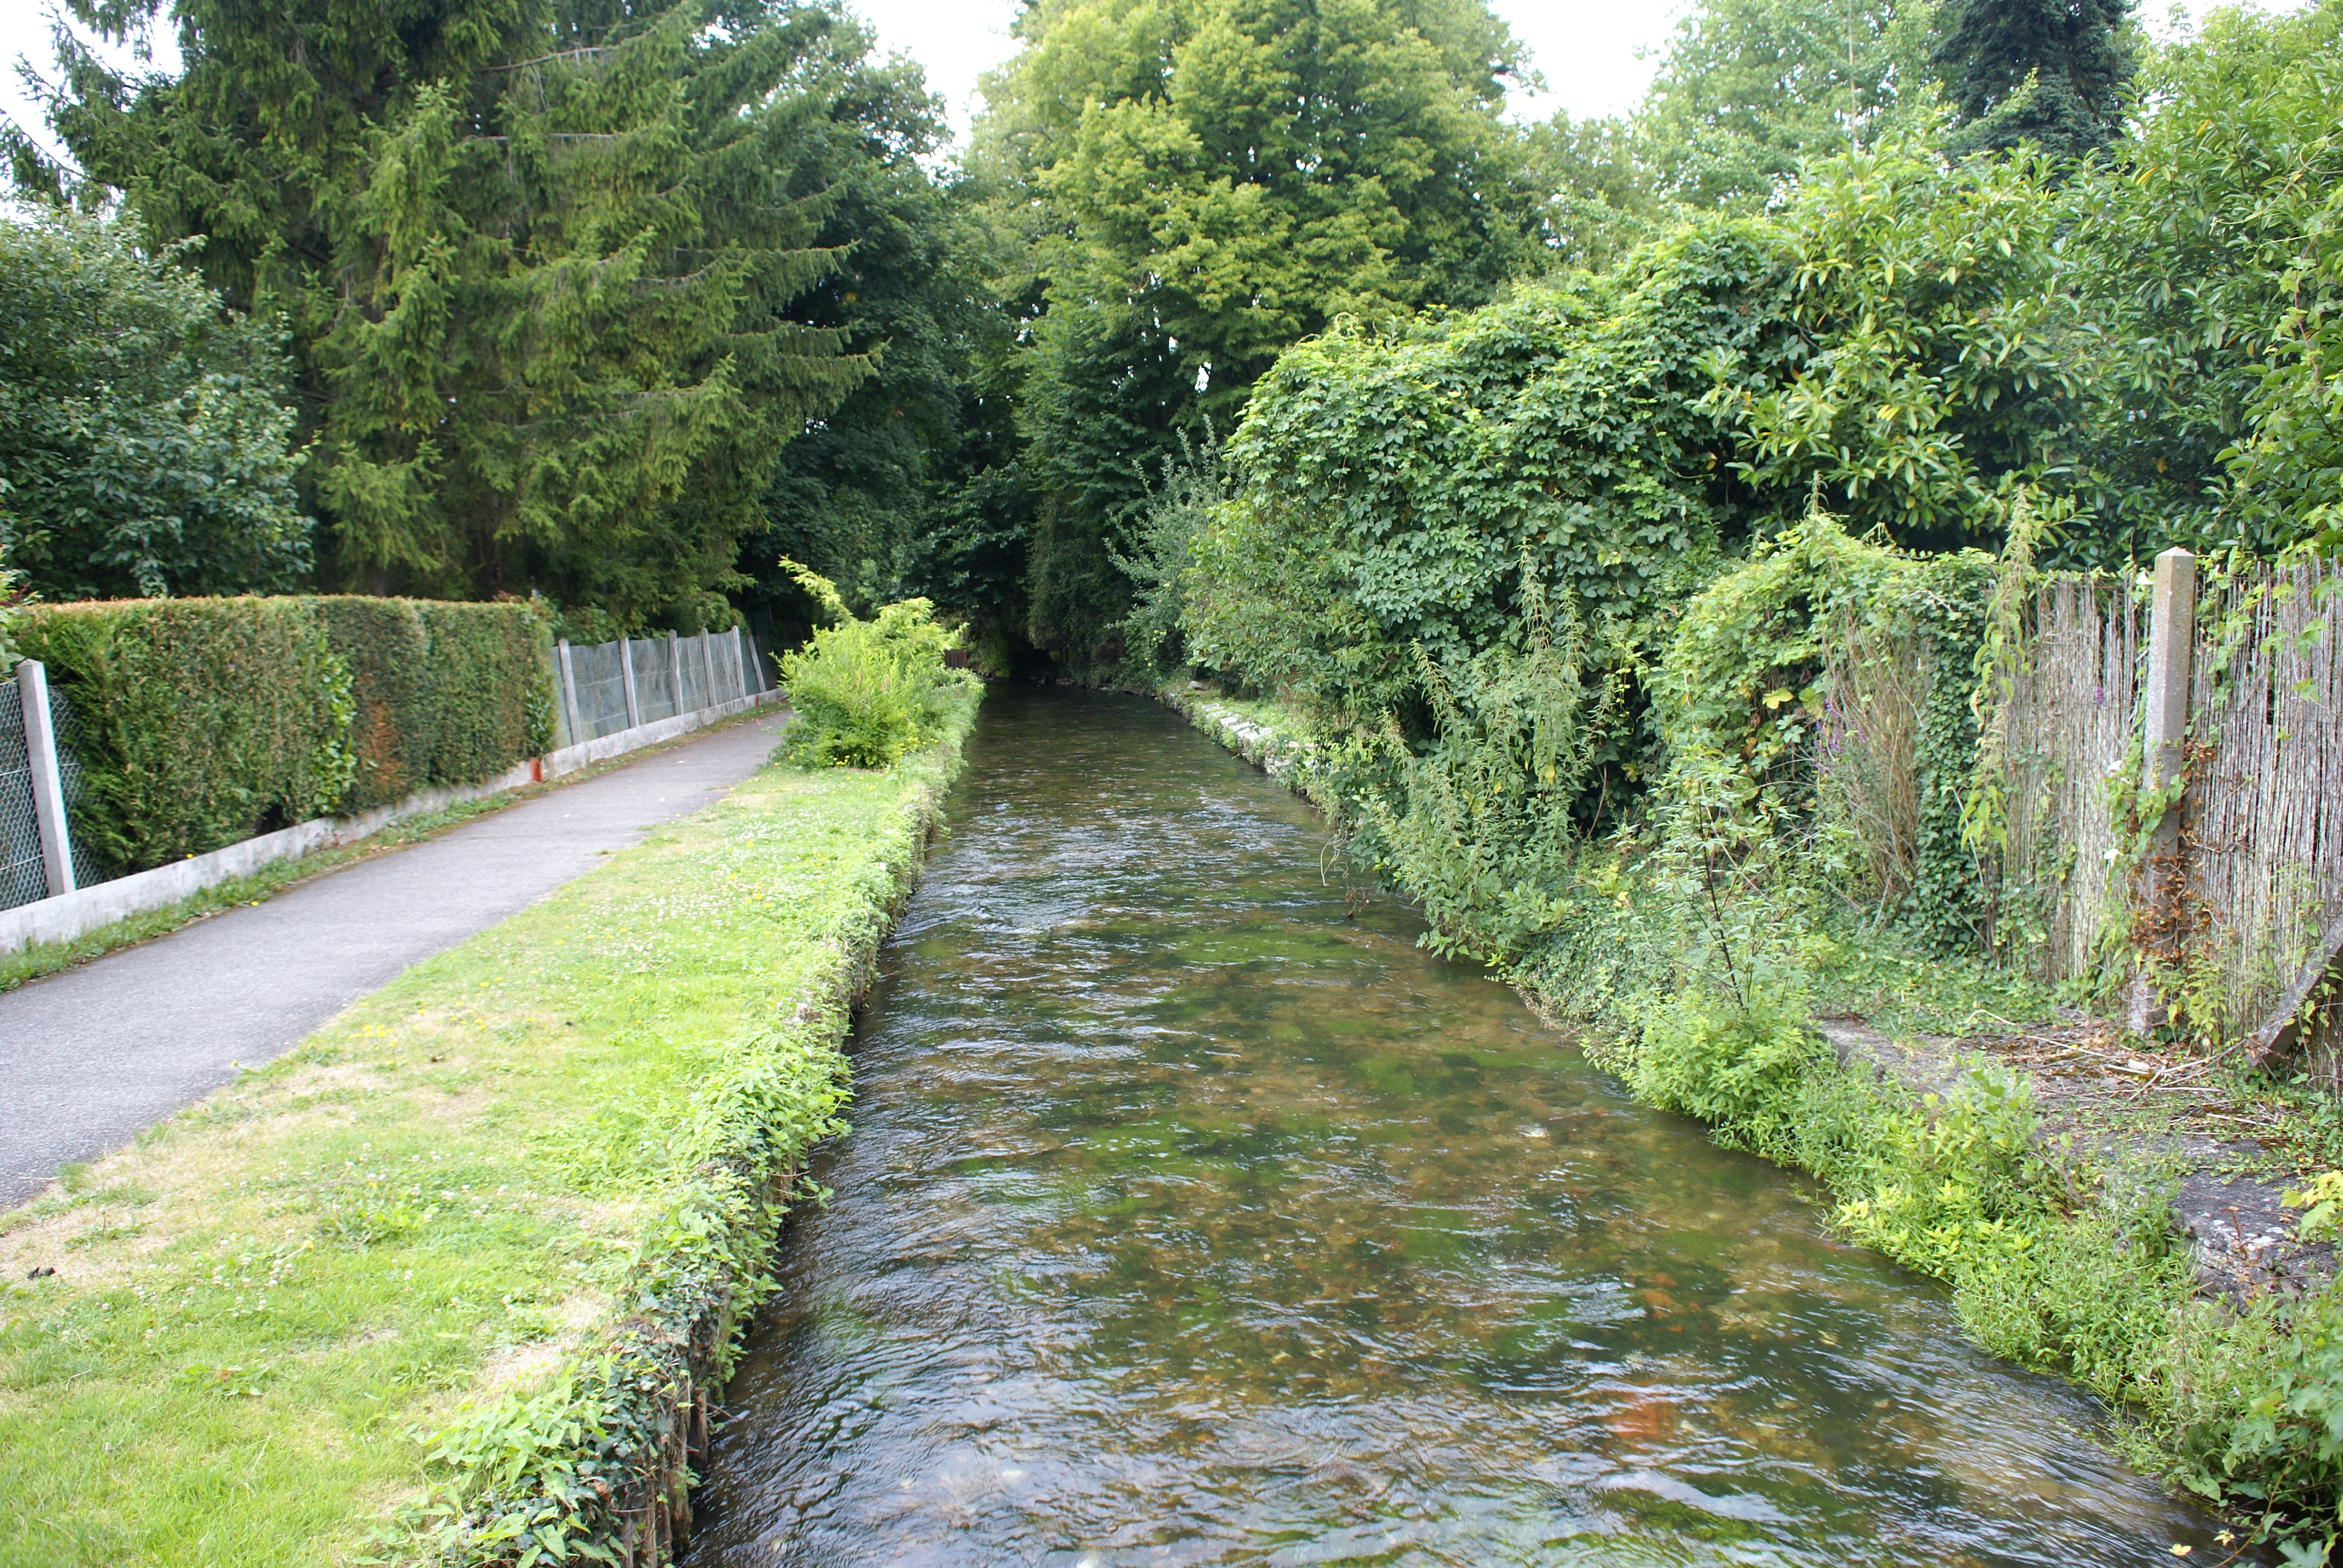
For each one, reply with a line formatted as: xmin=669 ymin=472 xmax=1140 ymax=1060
xmin=412 ymin=685 xmax=980 ymax=1567
xmin=0 ymin=691 xmax=783 ymax=956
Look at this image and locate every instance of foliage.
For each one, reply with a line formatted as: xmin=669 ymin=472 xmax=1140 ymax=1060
xmin=1339 ymin=578 xmax=1630 ymax=960
xmin=738 ymin=21 xmax=994 ymax=620
xmin=2075 ymin=1 xmax=2343 ymax=560
xmin=776 ymin=562 xmax=972 ymax=769
xmin=1931 ymin=0 xmax=2135 ymax=161
xmin=1188 ymin=218 xmax=1801 ymax=736
xmin=1706 ymin=134 xmax=2096 ymax=555
xmin=1106 ymin=426 xmax=1227 ymax=678
xmin=0 ymin=211 xmax=310 ymax=601
xmin=1633 ymin=0 xmax=1942 ymax=211
xmin=14 ymin=595 xmax=548 ymax=867
xmin=15 ymin=599 xmax=355 ymax=870
xmin=1516 ymin=111 xmax=1657 ymax=273
xmin=971 ymin=0 xmax=1548 ymax=656
xmin=309 ymin=598 xmax=554 ymax=811
xmin=29 ymin=0 xmax=886 ymax=627
xmin=1656 ymin=511 xmax=1994 ymax=950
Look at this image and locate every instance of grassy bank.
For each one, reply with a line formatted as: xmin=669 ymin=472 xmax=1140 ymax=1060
xmin=1164 ymin=677 xmax=2343 ymax=1558
xmin=0 ymin=684 xmax=980 ymax=1567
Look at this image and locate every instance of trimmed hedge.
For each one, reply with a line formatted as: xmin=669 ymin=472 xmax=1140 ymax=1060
xmin=16 ymin=596 xmax=552 ymax=872
xmin=310 ymin=598 xmax=552 ymax=811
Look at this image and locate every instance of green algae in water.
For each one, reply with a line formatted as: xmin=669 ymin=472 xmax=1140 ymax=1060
xmin=686 ymin=688 xmax=2241 ymax=1568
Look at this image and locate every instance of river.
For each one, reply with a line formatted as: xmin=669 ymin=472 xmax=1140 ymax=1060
xmin=684 ymin=687 xmax=2233 ymax=1566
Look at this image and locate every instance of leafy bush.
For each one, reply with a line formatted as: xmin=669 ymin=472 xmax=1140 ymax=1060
xmin=1337 ymin=572 xmax=1631 ymax=961
xmin=17 ymin=595 xmax=551 ymax=868
xmin=0 ymin=212 xmax=311 ymax=602
xmin=777 ymin=563 xmax=971 ymax=770
xmin=1107 ymin=428 xmax=1226 ymax=681
xmin=1628 ymin=982 xmax=1829 ymax=1134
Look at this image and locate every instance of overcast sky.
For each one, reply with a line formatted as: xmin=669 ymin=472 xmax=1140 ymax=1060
xmin=0 ymin=0 xmax=1684 ymax=168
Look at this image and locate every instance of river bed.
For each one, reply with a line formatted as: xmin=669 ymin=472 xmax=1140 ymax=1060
xmin=684 ymin=687 xmax=2233 ymax=1566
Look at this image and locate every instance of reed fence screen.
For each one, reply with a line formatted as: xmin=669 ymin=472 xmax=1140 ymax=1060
xmin=1960 ymin=560 xmax=2342 ymax=1037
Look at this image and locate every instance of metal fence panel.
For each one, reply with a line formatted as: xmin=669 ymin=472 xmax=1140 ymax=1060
xmin=48 ymin=688 xmax=119 ymax=892
xmin=677 ymin=633 xmax=709 ymax=715
xmin=0 ymin=679 xmax=44 ymax=912
xmin=631 ymin=637 xmax=678 ymax=724
xmin=571 ymin=641 xmax=631 ymax=740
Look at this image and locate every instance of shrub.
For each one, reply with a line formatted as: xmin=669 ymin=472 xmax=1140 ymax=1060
xmin=308 ymin=598 xmax=554 ymax=811
xmin=776 ymin=563 xmax=970 ymax=770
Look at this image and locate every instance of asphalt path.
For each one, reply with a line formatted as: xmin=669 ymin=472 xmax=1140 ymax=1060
xmin=0 ymin=709 xmax=791 ymax=1206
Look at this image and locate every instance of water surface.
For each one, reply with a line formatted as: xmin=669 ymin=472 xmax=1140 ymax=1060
xmin=688 ymin=688 xmax=2231 ymax=1566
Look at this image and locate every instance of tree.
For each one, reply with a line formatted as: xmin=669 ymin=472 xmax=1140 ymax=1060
xmin=30 ymin=0 xmax=886 ymax=628
xmin=1635 ymin=0 xmax=1941 ymax=211
xmin=2067 ymin=0 xmax=2343 ymax=559
xmin=1931 ymin=0 xmax=2134 ymax=161
xmin=0 ymin=212 xmax=310 ymax=601
xmin=733 ymin=22 xmax=995 ymax=621
xmin=1518 ymin=111 xmax=1658 ymax=273
xmin=969 ymin=0 xmax=1546 ymax=659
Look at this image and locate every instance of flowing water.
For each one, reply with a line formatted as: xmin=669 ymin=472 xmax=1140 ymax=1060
xmin=686 ymin=688 xmax=2236 ymax=1567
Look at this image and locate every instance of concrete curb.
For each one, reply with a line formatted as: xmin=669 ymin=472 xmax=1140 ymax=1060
xmin=0 ymin=690 xmax=784 ymax=956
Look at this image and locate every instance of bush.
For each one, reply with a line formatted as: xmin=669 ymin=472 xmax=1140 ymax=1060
xmin=776 ymin=563 xmax=969 ymax=770
xmin=310 ymin=598 xmax=553 ymax=810
xmin=0 ymin=212 xmax=311 ymax=602
xmin=17 ymin=595 xmax=551 ymax=869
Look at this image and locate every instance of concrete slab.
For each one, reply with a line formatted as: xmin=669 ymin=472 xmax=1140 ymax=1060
xmin=0 ymin=710 xmax=790 ymax=1206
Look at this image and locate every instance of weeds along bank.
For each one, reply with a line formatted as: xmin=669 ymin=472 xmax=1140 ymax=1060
xmin=1162 ymin=512 xmax=2343 ymax=1558
xmin=0 ymin=593 xmax=978 ymax=1568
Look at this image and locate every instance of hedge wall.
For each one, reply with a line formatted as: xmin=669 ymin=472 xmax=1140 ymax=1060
xmin=16 ymin=596 xmax=552 ymax=873
xmin=310 ymin=598 xmax=551 ymax=811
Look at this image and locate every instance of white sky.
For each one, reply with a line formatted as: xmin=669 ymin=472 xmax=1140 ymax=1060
xmin=0 ymin=0 xmax=1684 ymax=167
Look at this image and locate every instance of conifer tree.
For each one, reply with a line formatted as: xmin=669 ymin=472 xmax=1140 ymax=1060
xmin=1930 ymin=0 xmax=2134 ymax=160
xmin=30 ymin=0 xmax=882 ymax=626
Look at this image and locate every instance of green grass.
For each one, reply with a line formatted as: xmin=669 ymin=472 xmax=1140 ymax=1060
xmin=0 ymin=691 xmax=978 ymax=1568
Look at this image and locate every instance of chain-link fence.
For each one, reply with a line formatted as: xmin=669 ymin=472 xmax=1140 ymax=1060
xmin=0 ymin=678 xmax=42 ymax=912
xmin=2 ymin=675 xmax=127 ymax=913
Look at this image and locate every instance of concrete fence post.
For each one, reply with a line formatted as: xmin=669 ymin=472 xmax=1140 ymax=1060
xmin=15 ymin=659 xmax=77 ymax=899
xmin=700 ymin=630 xmax=718 ymax=711
xmin=666 ymin=630 xmax=684 ymax=717
xmin=2129 ymin=546 xmax=2198 ymax=1034
xmin=618 ymin=636 xmax=643 ymax=730
xmin=736 ymin=627 xmax=758 ymax=694
xmin=555 ymin=639 xmax=584 ymax=748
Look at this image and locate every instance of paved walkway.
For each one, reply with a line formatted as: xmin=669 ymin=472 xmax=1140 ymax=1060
xmin=0 ymin=711 xmax=791 ymax=1206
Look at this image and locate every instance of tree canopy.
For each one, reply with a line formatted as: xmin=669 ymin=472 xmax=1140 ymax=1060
xmin=29 ymin=0 xmax=911 ymax=627
xmin=970 ymin=0 xmax=1547 ymax=656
